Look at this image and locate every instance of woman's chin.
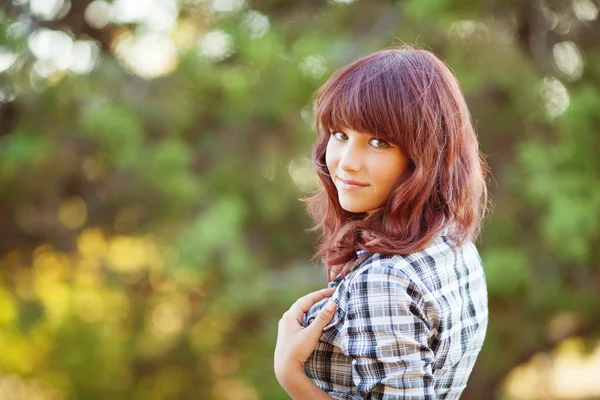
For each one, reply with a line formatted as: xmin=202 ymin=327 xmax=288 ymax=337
xmin=339 ymin=203 xmax=368 ymax=214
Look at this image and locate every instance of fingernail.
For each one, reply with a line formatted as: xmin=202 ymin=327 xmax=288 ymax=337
xmin=326 ymin=301 xmax=337 ymax=311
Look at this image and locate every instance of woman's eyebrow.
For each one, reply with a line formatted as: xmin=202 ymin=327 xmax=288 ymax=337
xmin=337 ymin=128 xmax=369 ymax=136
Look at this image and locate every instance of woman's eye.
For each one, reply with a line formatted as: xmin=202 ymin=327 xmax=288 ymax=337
xmin=370 ymin=138 xmax=390 ymax=148
xmin=332 ymin=131 xmax=348 ymax=140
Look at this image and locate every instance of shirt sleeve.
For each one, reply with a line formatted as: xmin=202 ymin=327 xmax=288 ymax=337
xmin=345 ymin=266 xmax=436 ymax=399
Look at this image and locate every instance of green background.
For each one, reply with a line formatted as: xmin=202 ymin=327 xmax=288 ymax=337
xmin=0 ymin=0 xmax=599 ymax=398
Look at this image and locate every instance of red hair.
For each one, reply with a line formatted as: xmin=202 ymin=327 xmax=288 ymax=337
xmin=300 ymin=45 xmax=490 ymax=281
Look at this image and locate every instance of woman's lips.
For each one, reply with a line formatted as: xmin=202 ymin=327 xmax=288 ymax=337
xmin=337 ymin=177 xmax=369 ymax=190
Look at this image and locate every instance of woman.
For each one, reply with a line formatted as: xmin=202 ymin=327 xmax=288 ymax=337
xmin=274 ymin=45 xmax=490 ymax=399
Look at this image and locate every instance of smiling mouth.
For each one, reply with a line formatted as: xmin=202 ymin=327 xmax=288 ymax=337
xmin=337 ymin=178 xmax=370 ymax=190
xmin=338 ymin=177 xmax=369 ymax=186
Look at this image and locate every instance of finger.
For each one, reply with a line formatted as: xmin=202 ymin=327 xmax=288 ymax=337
xmin=288 ymin=288 xmax=335 ymax=321
xmin=287 ymin=287 xmax=336 ymax=323
xmin=306 ymin=300 xmax=337 ymax=334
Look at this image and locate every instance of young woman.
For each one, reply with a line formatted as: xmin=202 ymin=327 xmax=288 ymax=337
xmin=274 ymin=46 xmax=490 ymax=399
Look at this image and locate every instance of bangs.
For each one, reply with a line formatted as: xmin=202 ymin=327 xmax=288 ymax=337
xmin=315 ymin=55 xmax=416 ymax=145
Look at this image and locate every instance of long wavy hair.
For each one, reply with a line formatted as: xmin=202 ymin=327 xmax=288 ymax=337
xmin=300 ymin=45 xmax=490 ymax=281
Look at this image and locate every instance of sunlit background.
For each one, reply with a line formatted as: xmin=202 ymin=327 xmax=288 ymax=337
xmin=0 ymin=0 xmax=599 ymax=399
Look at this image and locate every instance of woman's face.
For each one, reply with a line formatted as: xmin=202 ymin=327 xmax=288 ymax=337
xmin=325 ymin=127 xmax=409 ymax=214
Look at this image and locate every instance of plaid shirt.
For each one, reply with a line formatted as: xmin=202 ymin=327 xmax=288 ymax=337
xmin=301 ymin=232 xmax=488 ymax=399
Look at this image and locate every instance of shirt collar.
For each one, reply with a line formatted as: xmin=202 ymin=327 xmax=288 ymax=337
xmin=328 ymin=249 xmax=372 ymax=287
xmin=356 ymin=248 xmax=369 ymax=257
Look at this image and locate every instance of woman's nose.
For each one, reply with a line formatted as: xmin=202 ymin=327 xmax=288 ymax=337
xmin=338 ymin=145 xmax=362 ymax=173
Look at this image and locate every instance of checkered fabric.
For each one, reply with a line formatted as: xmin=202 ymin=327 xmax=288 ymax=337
xmin=301 ymin=232 xmax=488 ymax=399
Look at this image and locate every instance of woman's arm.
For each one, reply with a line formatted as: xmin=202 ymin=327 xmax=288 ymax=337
xmin=346 ymin=266 xmax=436 ymax=399
xmin=276 ymin=368 xmax=334 ymax=400
xmin=274 ymin=288 xmax=337 ymax=400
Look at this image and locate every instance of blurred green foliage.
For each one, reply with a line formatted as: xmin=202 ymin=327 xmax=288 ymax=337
xmin=0 ymin=0 xmax=599 ymax=399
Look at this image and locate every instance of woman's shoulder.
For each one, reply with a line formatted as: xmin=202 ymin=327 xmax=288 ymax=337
xmin=348 ymin=234 xmax=484 ymax=300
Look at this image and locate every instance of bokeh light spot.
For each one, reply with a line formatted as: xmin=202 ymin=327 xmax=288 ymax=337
xmin=0 ymin=48 xmax=18 ymax=73
xmin=241 ymin=10 xmax=270 ymax=39
xmin=210 ymin=0 xmax=246 ymax=14
xmin=449 ymin=20 xmax=491 ymax=45
xmin=553 ymin=41 xmax=584 ymax=81
xmin=573 ymin=0 xmax=599 ymax=22
xmin=299 ymin=54 xmax=327 ymax=78
xmin=540 ymin=76 xmax=570 ymax=119
xmin=106 ymin=236 xmax=156 ymax=273
xmin=197 ymin=30 xmax=234 ymax=61
xmin=30 ymin=0 xmax=70 ymax=21
xmin=288 ymin=156 xmax=318 ymax=191
xmin=59 ymin=196 xmax=88 ymax=229
xmin=85 ymin=0 xmax=112 ymax=29
xmin=114 ymin=32 xmax=179 ymax=79
xmin=77 ymin=228 xmax=108 ymax=259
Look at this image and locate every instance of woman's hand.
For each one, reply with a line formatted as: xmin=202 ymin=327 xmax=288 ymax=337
xmin=274 ymin=287 xmax=338 ymax=384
